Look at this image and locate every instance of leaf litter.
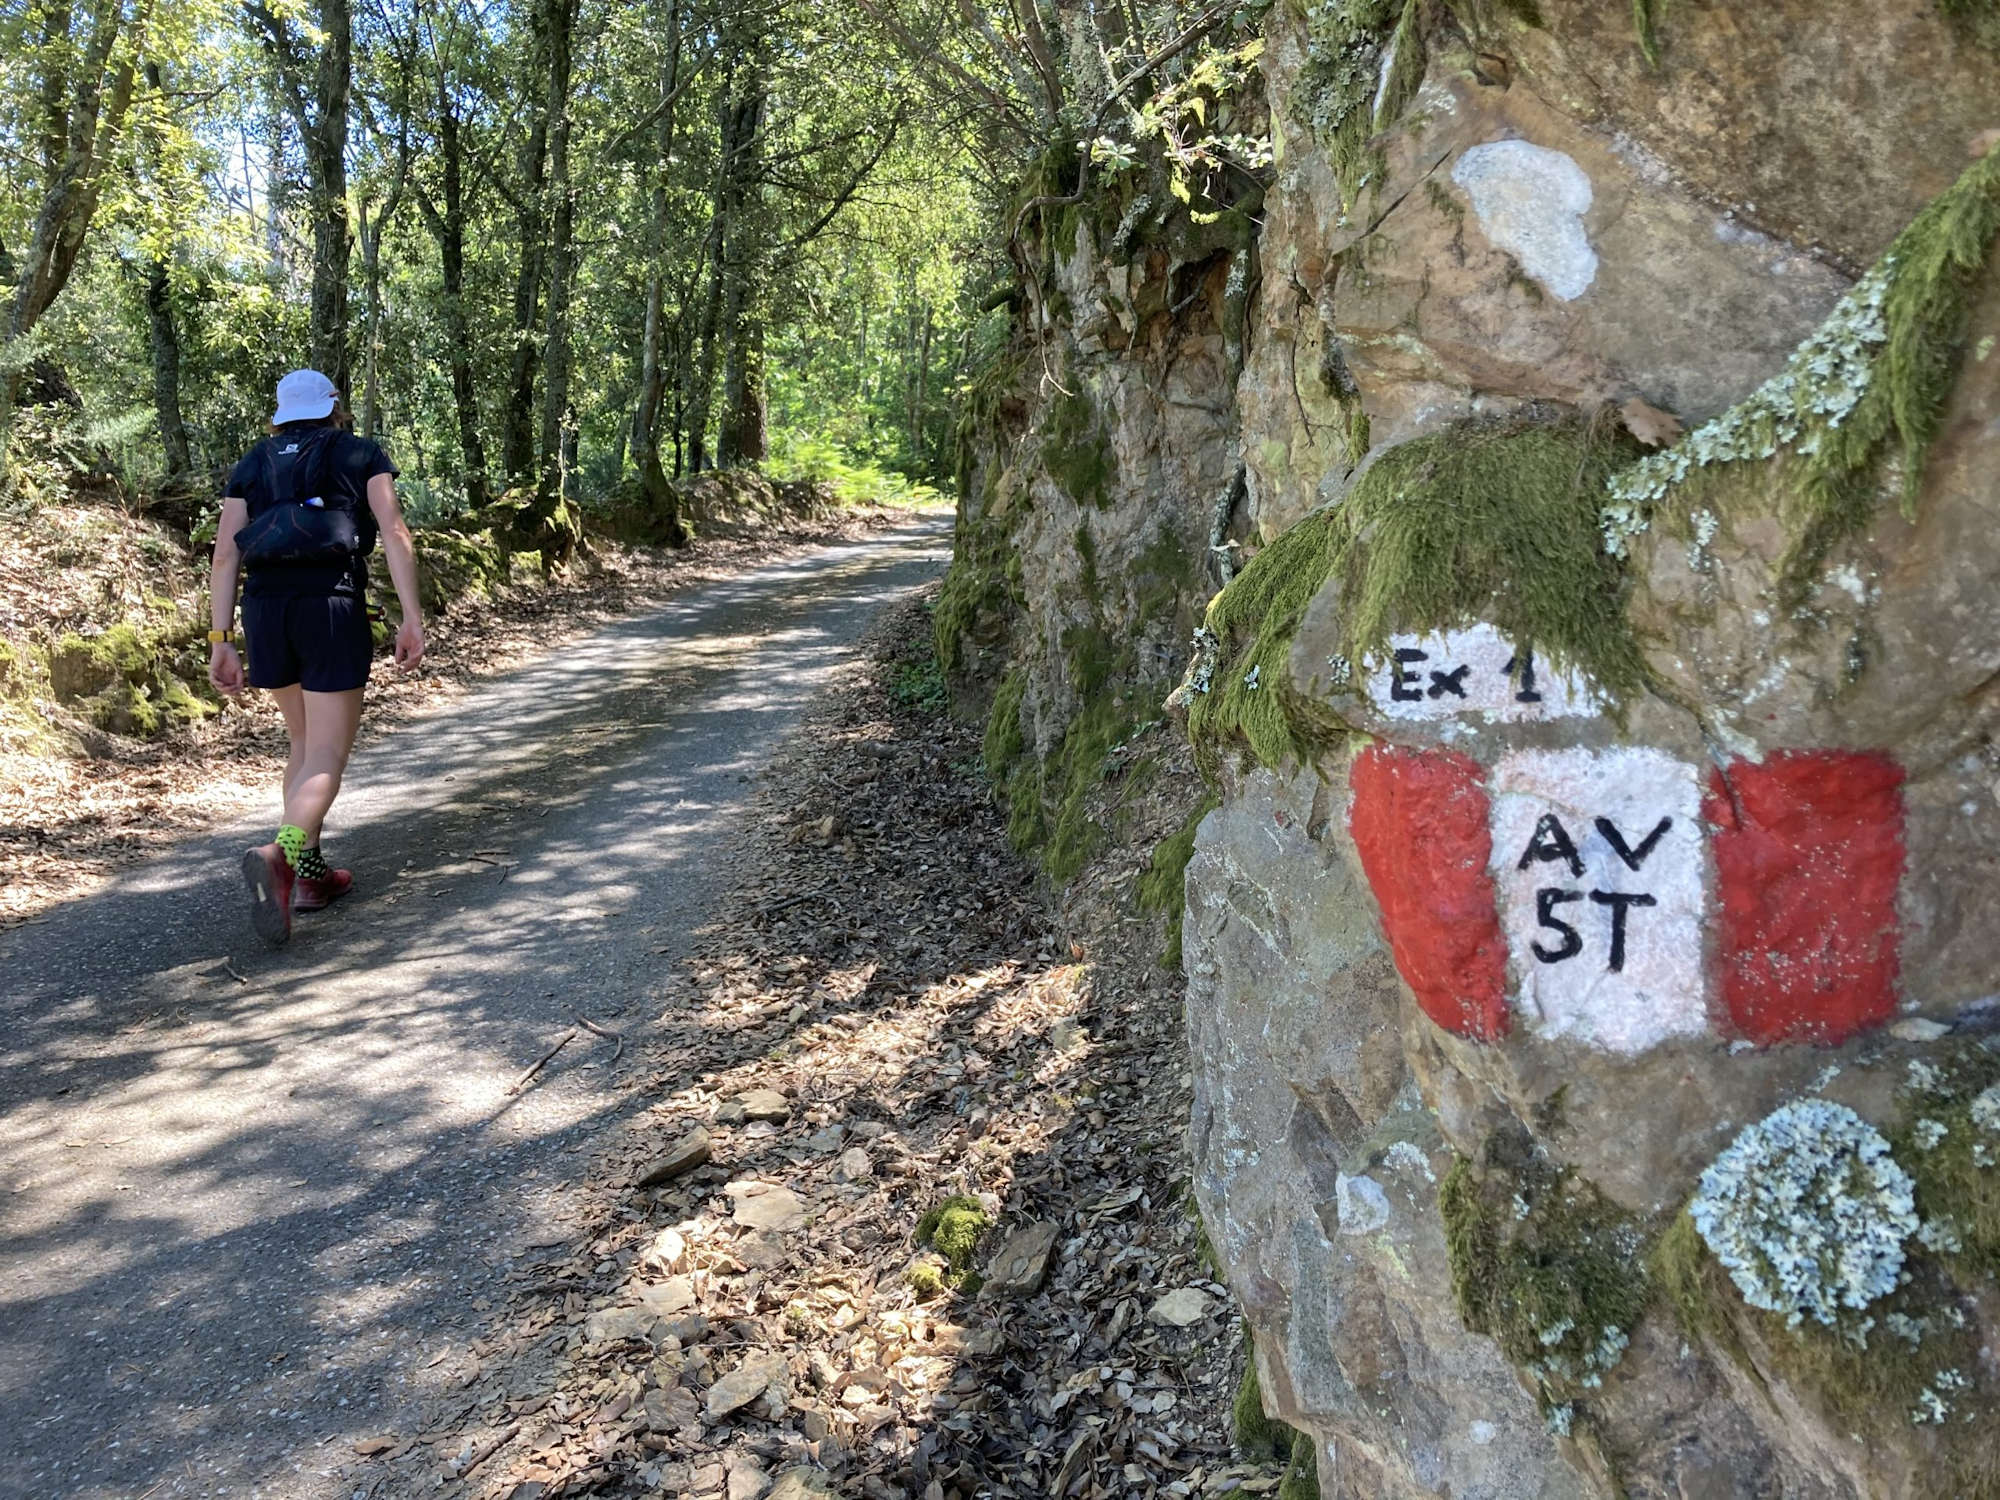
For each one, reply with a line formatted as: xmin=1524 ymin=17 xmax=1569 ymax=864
xmin=367 ymin=590 xmax=1278 ymax=1500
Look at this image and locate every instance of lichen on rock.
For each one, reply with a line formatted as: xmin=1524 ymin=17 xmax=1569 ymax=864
xmin=1689 ymin=1099 xmax=1917 ymax=1332
xmin=1602 ymin=140 xmax=2000 ymax=605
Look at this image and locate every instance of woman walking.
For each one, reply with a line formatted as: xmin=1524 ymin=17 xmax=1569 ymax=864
xmin=207 ymin=369 xmax=426 ymax=946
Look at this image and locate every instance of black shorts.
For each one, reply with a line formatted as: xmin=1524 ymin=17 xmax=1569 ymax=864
xmin=242 ymin=592 xmax=374 ymax=693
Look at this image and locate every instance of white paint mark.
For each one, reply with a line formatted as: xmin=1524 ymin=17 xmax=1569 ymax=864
xmin=1336 ymin=1172 xmax=1392 ymax=1235
xmin=1488 ymin=748 xmax=1707 ymax=1053
xmin=1365 ymin=624 xmax=1600 ymax=721
xmin=1469 ymin=1420 xmax=1498 ymax=1446
xmin=1452 ymin=140 xmax=1599 ymax=301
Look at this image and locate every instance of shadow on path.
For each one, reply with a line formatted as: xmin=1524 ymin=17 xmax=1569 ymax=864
xmin=0 ymin=514 xmax=950 ymax=1500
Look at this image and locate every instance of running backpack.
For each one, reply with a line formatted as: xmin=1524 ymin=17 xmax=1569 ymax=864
xmin=235 ymin=428 xmax=361 ymax=567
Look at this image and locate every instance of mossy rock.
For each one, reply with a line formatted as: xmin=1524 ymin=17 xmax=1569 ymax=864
xmin=1041 ymin=386 xmax=1118 ymax=509
xmin=1189 ymin=409 xmax=1646 ymax=775
xmin=1233 ymin=1351 xmax=1298 ymax=1463
xmin=409 ymin=527 xmax=508 ymax=614
xmin=1439 ymin=1130 xmax=1649 ymax=1405
xmin=47 ymin=625 xmax=155 ymax=701
xmin=1139 ymin=797 xmax=1218 ymax=969
xmin=915 ymin=1195 xmax=990 ymax=1284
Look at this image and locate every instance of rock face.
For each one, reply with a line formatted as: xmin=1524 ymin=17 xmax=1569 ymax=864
xmin=949 ymin=1 xmax=2000 ymax=1496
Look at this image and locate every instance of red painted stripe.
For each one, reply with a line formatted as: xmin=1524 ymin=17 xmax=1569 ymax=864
xmin=1706 ymin=751 xmax=1905 ymax=1046
xmin=1348 ymin=745 xmax=1510 ymax=1042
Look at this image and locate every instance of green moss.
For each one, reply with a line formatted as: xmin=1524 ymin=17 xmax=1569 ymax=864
xmin=1190 ymin=412 xmax=1645 ymax=774
xmin=1276 ymin=1437 xmax=1319 ymax=1500
xmin=903 ymin=1257 xmax=948 ymax=1299
xmin=935 ymin=503 xmax=1023 ymax=674
xmin=982 ymin=668 xmax=1027 ymax=784
xmin=1891 ymin=1043 xmax=2000 ymax=1285
xmin=1040 ymin=681 xmax=1134 ymax=885
xmin=1233 ymin=1350 xmax=1298 ymax=1463
xmin=48 ymin=625 xmax=153 ymax=701
xmin=1139 ymin=797 xmax=1219 ymax=968
xmin=409 ymin=528 xmax=508 ymax=614
xmin=1292 ymin=0 xmax=1424 ymax=217
xmin=1939 ymin=0 xmax=2000 ymax=48
xmin=1042 ymin=385 xmax=1117 ymax=509
xmin=1439 ymin=1135 xmax=1649 ymax=1406
xmin=1605 ymin=142 xmax=2000 ymax=608
xmin=1632 ymin=0 xmax=1660 ymax=65
xmin=915 ymin=1195 xmax=990 ymax=1284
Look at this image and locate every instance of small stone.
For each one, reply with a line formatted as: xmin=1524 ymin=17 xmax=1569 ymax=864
xmin=836 ymin=1146 xmax=872 ymax=1181
xmin=727 ymin=1181 xmax=809 ymax=1233
xmin=733 ymin=1231 xmax=788 ymax=1270
xmin=714 ymin=1099 xmax=749 ymax=1126
xmin=1050 ymin=1019 xmax=1084 ymax=1050
xmin=640 ymin=1226 xmax=688 ymax=1273
xmin=584 ymin=1306 xmax=663 ymax=1346
xmin=1892 ymin=1018 xmax=1951 ymax=1042
xmin=980 ymin=1221 xmax=1059 ymax=1298
xmin=767 ymin=1468 xmax=839 ymax=1500
xmin=739 ymin=1088 xmax=792 ymax=1122
xmin=637 ymin=1127 xmax=712 ymax=1186
xmin=727 ymin=1456 xmax=771 ymax=1500
xmin=1148 ymin=1287 xmax=1213 ymax=1328
xmin=705 ymin=1351 xmax=789 ymax=1421
xmin=636 ymin=1275 xmax=695 ymax=1317
xmin=643 ymin=1384 xmax=699 ymax=1433
xmin=803 ymin=1125 xmax=846 ymax=1153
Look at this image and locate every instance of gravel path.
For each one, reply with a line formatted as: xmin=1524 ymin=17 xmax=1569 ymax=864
xmin=0 ymin=514 xmax=950 ymax=1500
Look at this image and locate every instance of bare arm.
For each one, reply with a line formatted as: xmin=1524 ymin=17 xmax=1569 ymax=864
xmin=209 ymin=497 xmax=249 ymax=695
xmin=367 ymin=472 xmax=426 ymax=670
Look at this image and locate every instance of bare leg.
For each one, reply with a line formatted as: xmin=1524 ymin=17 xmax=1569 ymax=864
xmin=271 ymin=685 xmax=308 ymax=807
xmin=281 ymin=688 xmax=366 ymax=844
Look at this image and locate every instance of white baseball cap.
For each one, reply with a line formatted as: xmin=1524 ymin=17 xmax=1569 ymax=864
xmin=272 ymin=368 xmax=340 ymax=425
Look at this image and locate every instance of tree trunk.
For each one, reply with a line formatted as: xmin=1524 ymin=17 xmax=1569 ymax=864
xmin=1 ymin=0 xmax=149 ymax=454
xmin=914 ymin=300 xmax=933 ymax=468
xmin=629 ymin=0 xmax=688 ymax=542
xmin=715 ymin=52 xmax=767 ymax=469
xmin=143 ymin=256 xmax=192 ymax=481
xmin=536 ymin=0 xmax=579 ymax=514
xmin=419 ymin=85 xmax=489 ymax=508
xmin=500 ymin=0 xmax=553 ymax=485
xmin=306 ymin=0 xmax=351 ymax=387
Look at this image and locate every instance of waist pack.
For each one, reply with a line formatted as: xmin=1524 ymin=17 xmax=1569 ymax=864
xmin=236 ymin=430 xmax=361 ymax=568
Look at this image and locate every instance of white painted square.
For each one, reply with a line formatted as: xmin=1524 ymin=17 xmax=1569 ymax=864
xmin=1364 ymin=624 xmax=1600 ymax=722
xmin=1487 ymin=747 xmax=1707 ymax=1053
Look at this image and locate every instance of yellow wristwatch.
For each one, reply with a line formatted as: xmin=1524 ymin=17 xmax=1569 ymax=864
xmin=209 ymin=629 xmax=236 ymax=644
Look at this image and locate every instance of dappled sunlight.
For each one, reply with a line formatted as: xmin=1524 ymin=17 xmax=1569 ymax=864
xmin=0 ymin=523 xmax=948 ymax=1498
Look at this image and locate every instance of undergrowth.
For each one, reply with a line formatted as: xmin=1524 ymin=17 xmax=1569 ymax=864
xmin=1189 ymin=411 xmax=1644 ymax=773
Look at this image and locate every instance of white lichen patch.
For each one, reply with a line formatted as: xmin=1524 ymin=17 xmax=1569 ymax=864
xmin=1690 ymin=1100 xmax=1917 ymax=1330
xmin=1601 ymin=260 xmax=1895 ymax=555
xmin=1452 ymin=141 xmax=1598 ymax=301
xmin=1968 ymin=1083 xmax=2000 ymax=1135
xmin=1913 ymin=1118 xmax=1949 ymax=1151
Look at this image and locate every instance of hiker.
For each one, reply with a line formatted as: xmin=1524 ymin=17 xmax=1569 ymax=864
xmin=206 ymin=369 xmax=426 ymax=946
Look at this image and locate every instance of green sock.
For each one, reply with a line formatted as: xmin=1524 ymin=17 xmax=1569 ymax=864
xmin=275 ymin=824 xmax=309 ymax=869
xmin=297 ymin=845 xmax=332 ymax=879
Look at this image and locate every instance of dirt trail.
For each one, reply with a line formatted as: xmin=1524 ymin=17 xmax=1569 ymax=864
xmin=0 ymin=516 xmax=951 ymax=1499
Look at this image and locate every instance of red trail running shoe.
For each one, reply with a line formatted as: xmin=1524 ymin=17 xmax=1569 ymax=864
xmin=241 ymin=843 xmax=295 ymax=947
xmin=293 ymin=868 xmax=353 ymax=912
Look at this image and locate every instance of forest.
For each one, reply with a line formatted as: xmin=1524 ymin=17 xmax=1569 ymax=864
xmin=0 ymin=0 xmax=1264 ymax=547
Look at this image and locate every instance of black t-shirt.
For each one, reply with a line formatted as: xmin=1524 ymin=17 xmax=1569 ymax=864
xmin=226 ymin=428 xmax=398 ymax=597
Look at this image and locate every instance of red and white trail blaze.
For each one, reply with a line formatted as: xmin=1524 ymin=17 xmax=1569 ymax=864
xmin=1342 ymin=636 xmax=1908 ymax=1053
